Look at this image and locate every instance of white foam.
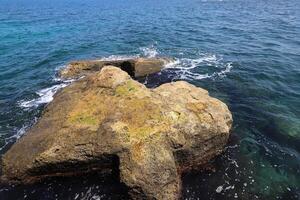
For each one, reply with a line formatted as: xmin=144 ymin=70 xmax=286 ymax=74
xmin=0 ymin=120 xmax=36 ymax=151
xmin=99 ymin=54 xmax=138 ymax=61
xmin=164 ymin=58 xmax=181 ymax=68
xmin=14 ymin=124 xmax=28 ymax=139
xmin=19 ymin=82 xmax=70 ymax=109
xmin=189 ymin=54 xmax=217 ymax=68
xmin=18 ymin=51 xmax=232 ymax=110
xmin=165 ymin=54 xmax=233 ymax=80
xmin=99 ymin=45 xmax=160 ymax=61
xmin=140 ymin=45 xmax=159 ymax=58
xmin=19 ymin=64 xmax=77 ymax=110
xmin=215 ymin=62 xmax=233 ymax=77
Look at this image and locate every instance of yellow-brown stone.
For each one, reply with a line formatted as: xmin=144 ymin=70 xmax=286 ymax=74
xmin=1 ymin=66 xmax=232 ymax=200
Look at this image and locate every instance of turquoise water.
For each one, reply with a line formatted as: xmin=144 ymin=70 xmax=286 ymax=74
xmin=0 ymin=0 xmax=300 ymax=199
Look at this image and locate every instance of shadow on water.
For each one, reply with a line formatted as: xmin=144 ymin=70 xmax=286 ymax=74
xmin=0 ymin=172 xmax=129 ymax=200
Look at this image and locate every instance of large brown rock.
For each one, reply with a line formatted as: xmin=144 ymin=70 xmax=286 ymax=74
xmin=59 ymin=57 xmax=173 ymax=79
xmin=1 ymin=66 xmax=232 ymax=199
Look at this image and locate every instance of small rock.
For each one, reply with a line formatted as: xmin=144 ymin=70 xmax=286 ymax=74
xmin=59 ymin=57 xmax=173 ymax=79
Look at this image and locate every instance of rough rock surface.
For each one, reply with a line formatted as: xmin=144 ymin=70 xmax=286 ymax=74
xmin=60 ymin=57 xmax=173 ymax=79
xmin=1 ymin=66 xmax=232 ymax=200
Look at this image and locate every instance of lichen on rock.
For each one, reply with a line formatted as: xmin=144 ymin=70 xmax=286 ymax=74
xmin=1 ymin=64 xmax=232 ymax=200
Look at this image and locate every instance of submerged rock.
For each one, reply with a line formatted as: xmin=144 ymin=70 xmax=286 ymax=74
xmin=1 ymin=66 xmax=232 ymax=199
xmin=60 ymin=57 xmax=173 ymax=79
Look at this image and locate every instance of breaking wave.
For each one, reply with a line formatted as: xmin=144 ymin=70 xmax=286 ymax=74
xmin=140 ymin=45 xmax=159 ymax=58
xmin=0 ymin=118 xmax=37 ymax=152
xmin=18 ymin=47 xmax=233 ymax=110
xmin=164 ymin=54 xmax=233 ymax=80
xmin=18 ymin=83 xmax=69 ymax=109
xmin=99 ymin=46 xmax=233 ymax=81
xmin=18 ymin=67 xmax=75 ymax=109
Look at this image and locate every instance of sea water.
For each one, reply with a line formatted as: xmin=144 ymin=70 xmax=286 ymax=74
xmin=0 ymin=0 xmax=299 ymax=199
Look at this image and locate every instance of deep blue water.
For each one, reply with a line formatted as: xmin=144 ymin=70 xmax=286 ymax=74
xmin=0 ymin=0 xmax=300 ymax=199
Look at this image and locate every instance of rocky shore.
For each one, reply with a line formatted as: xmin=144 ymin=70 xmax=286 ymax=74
xmin=1 ymin=58 xmax=232 ymax=199
xmin=59 ymin=57 xmax=173 ymax=79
